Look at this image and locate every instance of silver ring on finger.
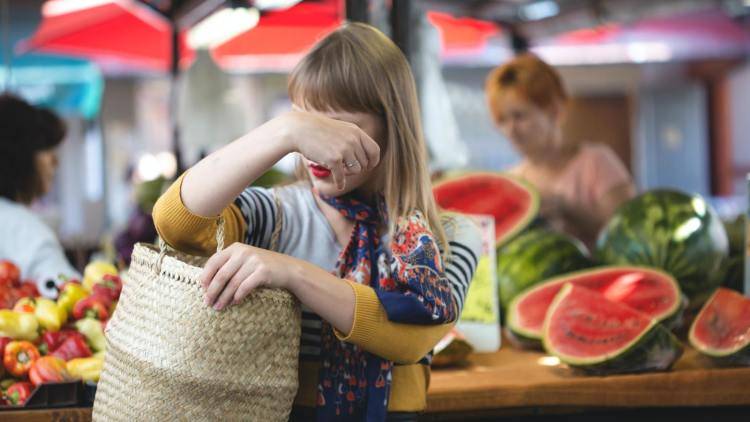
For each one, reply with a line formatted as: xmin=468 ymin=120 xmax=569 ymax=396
xmin=345 ymin=161 xmax=359 ymax=168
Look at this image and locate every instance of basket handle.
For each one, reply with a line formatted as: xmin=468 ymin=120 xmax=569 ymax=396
xmin=154 ymin=217 xmax=226 ymax=274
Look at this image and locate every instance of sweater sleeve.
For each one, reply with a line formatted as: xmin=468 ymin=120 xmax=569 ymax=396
xmin=334 ymin=212 xmax=482 ymax=363
xmin=152 ymin=173 xmax=247 ymax=256
xmin=440 ymin=213 xmax=482 ymax=315
xmin=335 ymin=282 xmax=454 ymax=364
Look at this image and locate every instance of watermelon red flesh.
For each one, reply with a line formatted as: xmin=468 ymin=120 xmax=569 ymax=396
xmin=689 ymin=288 xmax=750 ymax=362
xmin=544 ymin=284 xmax=655 ymax=363
xmin=508 ymin=267 xmax=682 ymax=343
xmin=433 ymin=172 xmax=539 ymax=246
xmin=543 ymin=284 xmax=682 ymax=374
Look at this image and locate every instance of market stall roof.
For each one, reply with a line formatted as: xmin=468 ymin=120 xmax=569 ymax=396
xmin=0 ymin=54 xmax=103 ymax=118
xmin=427 ymin=11 xmax=501 ymax=56
xmin=17 ymin=0 xmax=195 ymax=74
xmin=534 ymin=9 xmax=750 ymax=65
xmin=422 ymin=6 xmax=750 ymax=66
xmin=210 ymin=0 xmax=343 ymax=73
xmin=211 ymin=2 xmax=505 ymax=73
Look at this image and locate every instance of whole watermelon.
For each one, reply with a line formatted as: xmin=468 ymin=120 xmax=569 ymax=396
xmin=722 ymin=215 xmax=745 ymax=292
xmin=597 ymin=190 xmax=729 ymax=308
xmin=497 ymin=228 xmax=591 ymax=310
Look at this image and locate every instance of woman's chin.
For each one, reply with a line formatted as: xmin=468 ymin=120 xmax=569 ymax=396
xmin=311 ymin=179 xmax=345 ymax=197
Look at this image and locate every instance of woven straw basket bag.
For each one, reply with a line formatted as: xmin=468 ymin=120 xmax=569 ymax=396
xmin=93 ymin=220 xmax=301 ymax=421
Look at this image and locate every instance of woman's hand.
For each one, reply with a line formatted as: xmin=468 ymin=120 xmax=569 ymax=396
xmin=278 ymin=109 xmax=381 ymax=190
xmin=200 ymin=243 xmax=296 ymax=311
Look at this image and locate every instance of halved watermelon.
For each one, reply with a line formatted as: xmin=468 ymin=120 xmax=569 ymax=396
xmin=543 ymin=284 xmax=683 ymax=375
xmin=689 ymin=288 xmax=750 ymax=366
xmin=507 ymin=266 xmax=685 ymax=349
xmin=433 ymin=172 xmax=539 ymax=247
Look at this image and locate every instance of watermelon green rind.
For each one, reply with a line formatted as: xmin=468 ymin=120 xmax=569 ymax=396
xmin=659 ymin=294 xmax=688 ymax=331
xmin=507 ymin=266 xmax=684 ymax=344
xmin=503 ymin=326 xmax=542 ymax=350
xmin=689 ymin=289 xmax=750 ymax=360
xmin=433 ymin=172 xmax=540 ymax=247
xmin=596 ymin=190 xmax=729 ymax=307
xmin=542 ymin=284 xmax=683 ymax=373
xmin=563 ymin=323 xmax=683 ymax=375
xmin=498 ymin=229 xmax=591 ymax=310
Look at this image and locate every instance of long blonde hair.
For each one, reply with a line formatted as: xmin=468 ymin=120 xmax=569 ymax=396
xmin=288 ymin=22 xmax=448 ymax=251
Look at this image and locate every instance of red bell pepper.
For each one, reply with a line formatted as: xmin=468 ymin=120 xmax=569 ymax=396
xmin=39 ymin=331 xmax=65 ymax=355
xmin=3 ymin=341 xmax=41 ymax=378
xmin=50 ymin=336 xmax=92 ymax=361
xmin=5 ymin=381 xmax=33 ymax=405
xmin=93 ymin=274 xmax=122 ymax=303
xmin=39 ymin=329 xmax=84 ymax=355
xmin=90 ymin=286 xmax=114 ymax=308
xmin=28 ymin=356 xmax=70 ymax=386
xmin=0 ymin=289 xmax=16 ymax=310
xmin=18 ymin=281 xmax=40 ymax=298
xmin=72 ymin=295 xmax=110 ymax=321
xmin=0 ymin=261 xmax=20 ymax=288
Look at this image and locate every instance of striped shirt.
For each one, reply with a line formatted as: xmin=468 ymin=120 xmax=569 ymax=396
xmin=233 ymin=183 xmax=481 ymax=361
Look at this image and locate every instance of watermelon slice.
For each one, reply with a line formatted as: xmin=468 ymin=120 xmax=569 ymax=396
xmin=543 ymin=284 xmax=683 ymax=375
xmin=433 ymin=172 xmax=539 ymax=247
xmin=689 ymin=288 xmax=750 ymax=366
xmin=507 ymin=266 xmax=685 ymax=349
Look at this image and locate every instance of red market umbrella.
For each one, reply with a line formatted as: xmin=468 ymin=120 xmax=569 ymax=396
xmin=539 ymin=10 xmax=750 ymax=64
xmin=17 ymin=0 xmax=195 ymax=74
xmin=426 ymin=11 xmax=501 ymax=58
xmin=211 ymin=0 xmax=343 ymax=73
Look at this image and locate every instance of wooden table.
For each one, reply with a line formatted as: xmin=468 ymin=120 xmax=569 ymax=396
xmin=425 ymin=345 xmax=750 ymax=420
xmin=0 ymin=407 xmax=92 ymax=422
xmin=4 ymin=346 xmax=750 ymax=421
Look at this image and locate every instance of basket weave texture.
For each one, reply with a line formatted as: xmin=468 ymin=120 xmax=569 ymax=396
xmin=93 ymin=242 xmax=301 ymax=421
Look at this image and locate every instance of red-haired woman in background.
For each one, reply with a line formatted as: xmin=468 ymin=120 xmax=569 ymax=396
xmin=485 ymin=54 xmax=636 ymax=248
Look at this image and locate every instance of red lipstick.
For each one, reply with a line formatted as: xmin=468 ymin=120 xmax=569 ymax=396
xmin=309 ymin=163 xmax=331 ymax=178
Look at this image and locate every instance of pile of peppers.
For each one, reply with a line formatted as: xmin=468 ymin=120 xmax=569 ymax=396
xmin=0 ymin=260 xmax=120 ymax=406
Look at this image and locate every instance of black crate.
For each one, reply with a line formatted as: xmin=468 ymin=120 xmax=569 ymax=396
xmin=0 ymin=381 xmax=88 ymax=410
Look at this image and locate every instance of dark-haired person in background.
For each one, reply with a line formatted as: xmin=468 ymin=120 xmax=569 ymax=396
xmin=0 ymin=93 xmax=80 ymax=297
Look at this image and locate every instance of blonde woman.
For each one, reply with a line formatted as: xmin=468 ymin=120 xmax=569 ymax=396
xmin=153 ymin=23 xmax=480 ymax=421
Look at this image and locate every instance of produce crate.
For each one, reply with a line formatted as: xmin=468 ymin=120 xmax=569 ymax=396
xmin=0 ymin=381 xmax=90 ymax=410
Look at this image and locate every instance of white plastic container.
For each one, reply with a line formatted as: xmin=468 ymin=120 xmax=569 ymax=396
xmin=456 ymin=214 xmax=501 ymax=352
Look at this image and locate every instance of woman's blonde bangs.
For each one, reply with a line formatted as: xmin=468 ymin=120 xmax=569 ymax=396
xmin=288 ymin=25 xmax=385 ymax=116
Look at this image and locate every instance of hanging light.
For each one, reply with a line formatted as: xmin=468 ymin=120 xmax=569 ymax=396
xmin=520 ymin=1 xmax=560 ymax=21
xmin=187 ymin=6 xmax=260 ymax=49
xmin=253 ymin=0 xmax=303 ymax=11
xmin=42 ymin=0 xmax=113 ymax=16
